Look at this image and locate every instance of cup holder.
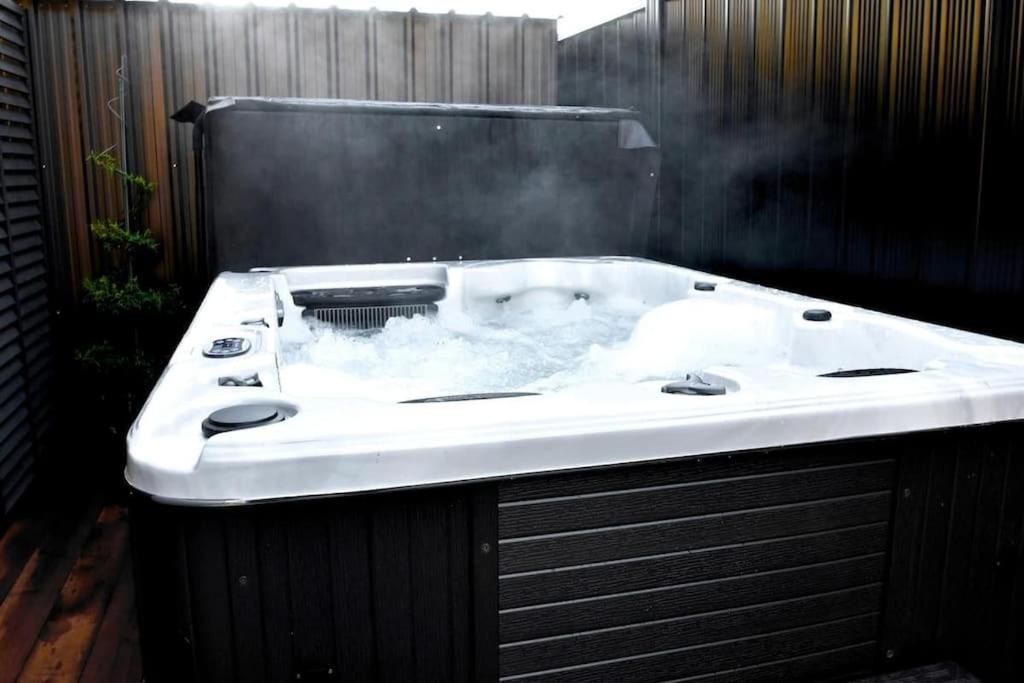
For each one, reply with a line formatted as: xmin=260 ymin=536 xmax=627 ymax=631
xmin=202 ymin=404 xmax=291 ymax=437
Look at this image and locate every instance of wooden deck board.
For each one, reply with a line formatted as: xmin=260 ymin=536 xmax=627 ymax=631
xmin=79 ymin=559 xmax=141 ymax=683
xmin=0 ymin=497 xmax=139 ymax=683
xmin=17 ymin=506 xmax=130 ymax=682
xmin=0 ymin=499 xmax=103 ymax=683
xmin=0 ymin=514 xmax=46 ymax=604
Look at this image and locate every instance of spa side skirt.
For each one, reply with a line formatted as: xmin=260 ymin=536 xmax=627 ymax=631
xmin=130 ymin=422 xmax=1024 ymax=682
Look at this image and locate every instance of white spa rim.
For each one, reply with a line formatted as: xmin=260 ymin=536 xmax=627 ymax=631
xmin=126 ymin=257 xmax=1024 ymax=505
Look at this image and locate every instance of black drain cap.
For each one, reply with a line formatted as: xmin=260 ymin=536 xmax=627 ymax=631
xmin=694 ymin=281 xmax=717 ymax=292
xmin=203 ymin=404 xmax=285 ymax=437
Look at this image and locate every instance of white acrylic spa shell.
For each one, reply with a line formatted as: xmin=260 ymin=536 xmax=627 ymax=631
xmin=127 ymin=257 xmax=1024 ymax=504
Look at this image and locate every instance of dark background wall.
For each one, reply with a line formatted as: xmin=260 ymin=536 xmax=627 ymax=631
xmin=561 ymin=0 xmax=1024 ymax=342
xmin=28 ymin=0 xmax=557 ymax=306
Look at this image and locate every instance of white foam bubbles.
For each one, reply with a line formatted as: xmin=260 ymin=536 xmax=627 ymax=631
xmin=277 ymin=296 xmax=789 ymax=402
xmin=279 ymin=298 xmax=644 ymax=401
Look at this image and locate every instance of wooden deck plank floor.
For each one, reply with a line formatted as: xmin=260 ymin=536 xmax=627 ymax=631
xmin=0 ymin=497 xmax=140 ymax=683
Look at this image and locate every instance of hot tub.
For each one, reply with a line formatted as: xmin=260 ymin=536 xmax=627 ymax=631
xmin=128 ymin=257 xmax=1024 ymax=682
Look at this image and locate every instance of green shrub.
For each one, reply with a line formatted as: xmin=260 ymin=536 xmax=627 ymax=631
xmin=76 ymin=149 xmax=183 ymax=441
xmin=90 ymin=219 xmax=160 ymax=256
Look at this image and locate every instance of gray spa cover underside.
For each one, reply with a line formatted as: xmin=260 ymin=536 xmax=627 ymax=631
xmin=183 ymin=97 xmax=660 ymax=275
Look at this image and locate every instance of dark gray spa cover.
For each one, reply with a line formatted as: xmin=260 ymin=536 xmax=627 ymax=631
xmin=174 ymin=97 xmax=660 ymax=276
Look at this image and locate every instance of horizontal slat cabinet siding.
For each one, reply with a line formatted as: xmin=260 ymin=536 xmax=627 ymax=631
xmin=500 ymin=522 xmax=888 ymax=610
xmin=498 ymin=458 xmax=894 ymax=535
xmin=497 ymin=446 xmax=895 ymax=681
xmin=500 ymin=492 xmax=891 ymax=574
xmin=0 ymin=0 xmax=49 ymax=515
xmin=497 ymin=427 xmax=1024 ymax=682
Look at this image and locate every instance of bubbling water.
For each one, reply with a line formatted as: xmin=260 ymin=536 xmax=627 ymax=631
xmin=279 ymin=298 xmax=651 ymax=402
xmin=278 ymin=296 xmax=789 ymax=402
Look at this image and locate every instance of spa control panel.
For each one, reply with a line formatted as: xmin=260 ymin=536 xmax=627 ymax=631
xmin=203 ymin=337 xmax=252 ymax=358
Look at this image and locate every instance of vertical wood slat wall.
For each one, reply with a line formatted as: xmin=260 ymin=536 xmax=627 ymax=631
xmin=560 ymin=0 xmax=1024 ymax=342
xmin=27 ymin=0 xmax=558 ymax=304
xmin=0 ymin=0 xmax=50 ymax=514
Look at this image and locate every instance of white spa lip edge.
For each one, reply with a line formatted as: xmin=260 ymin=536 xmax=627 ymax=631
xmin=126 ymin=257 xmax=1024 ymax=505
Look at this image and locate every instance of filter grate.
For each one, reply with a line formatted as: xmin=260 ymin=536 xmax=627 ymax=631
xmin=311 ymin=304 xmax=433 ymax=330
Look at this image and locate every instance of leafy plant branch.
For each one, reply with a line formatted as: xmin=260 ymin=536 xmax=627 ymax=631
xmin=86 ymin=150 xmax=157 ymax=195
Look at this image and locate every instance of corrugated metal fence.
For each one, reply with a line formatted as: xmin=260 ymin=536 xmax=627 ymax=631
xmin=559 ymin=9 xmax=647 ymax=112
xmin=561 ymin=0 xmax=1024 ymax=341
xmin=0 ymin=0 xmax=51 ymax=513
xmin=27 ymin=0 xmax=557 ymax=303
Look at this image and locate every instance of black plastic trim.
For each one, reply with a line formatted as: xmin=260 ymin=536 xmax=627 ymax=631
xmin=293 ymin=285 xmax=446 ymax=308
xmin=401 ymin=392 xmax=539 ymax=404
xmin=819 ymin=368 xmax=917 ymax=378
